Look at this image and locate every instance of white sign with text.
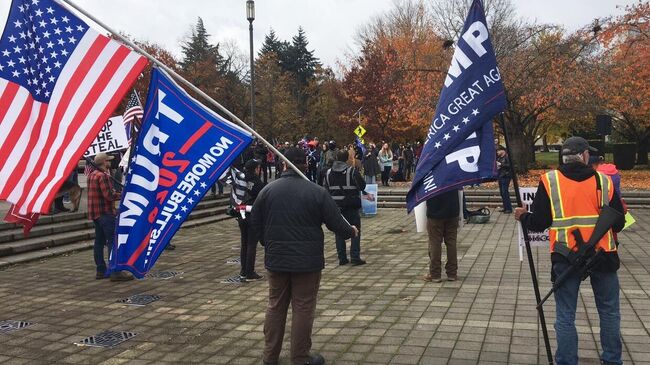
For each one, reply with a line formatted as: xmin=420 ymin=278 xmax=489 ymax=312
xmin=84 ymin=116 xmax=128 ymax=157
xmin=517 ymin=187 xmax=550 ymax=261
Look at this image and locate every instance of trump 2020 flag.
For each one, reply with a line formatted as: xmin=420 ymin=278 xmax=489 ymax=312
xmin=0 ymin=0 xmax=147 ymax=218
xmin=110 ymin=68 xmax=253 ymax=278
xmin=406 ymin=0 xmax=506 ymax=212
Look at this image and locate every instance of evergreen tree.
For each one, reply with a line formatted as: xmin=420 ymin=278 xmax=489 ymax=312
xmin=180 ymin=17 xmax=225 ymax=72
xmin=287 ymin=27 xmax=321 ymax=87
xmin=259 ymin=29 xmax=291 ymax=70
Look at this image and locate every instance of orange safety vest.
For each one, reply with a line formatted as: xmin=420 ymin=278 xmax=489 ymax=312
xmin=541 ymin=170 xmax=616 ymax=254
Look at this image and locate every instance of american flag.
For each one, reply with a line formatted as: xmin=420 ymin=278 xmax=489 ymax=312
xmin=0 ymin=0 xmax=148 ymax=216
xmin=123 ymin=89 xmax=143 ymax=143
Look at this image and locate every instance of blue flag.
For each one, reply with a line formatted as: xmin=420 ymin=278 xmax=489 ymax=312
xmin=406 ymin=0 xmax=506 ymax=212
xmin=109 ymin=69 xmax=253 ymax=278
xmin=355 ymin=136 xmax=367 ymax=156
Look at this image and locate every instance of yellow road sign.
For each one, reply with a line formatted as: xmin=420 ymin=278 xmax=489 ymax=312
xmin=354 ymin=125 xmax=366 ymax=138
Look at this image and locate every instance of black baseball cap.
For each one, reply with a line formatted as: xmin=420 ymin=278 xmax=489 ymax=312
xmin=561 ymin=137 xmax=598 ymax=156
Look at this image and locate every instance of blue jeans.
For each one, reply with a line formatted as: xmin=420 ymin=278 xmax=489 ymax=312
xmin=93 ymin=214 xmax=116 ymax=274
xmin=552 ymin=261 xmax=622 ymax=365
xmin=365 ymin=175 xmax=376 ymax=185
xmin=335 ymin=209 xmax=361 ymax=262
xmin=498 ymin=177 xmax=512 ymax=212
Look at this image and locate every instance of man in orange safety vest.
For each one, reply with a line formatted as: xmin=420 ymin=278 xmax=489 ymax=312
xmin=515 ymin=137 xmax=625 ymax=365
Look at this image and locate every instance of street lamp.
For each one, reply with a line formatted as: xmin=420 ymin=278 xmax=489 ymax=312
xmin=247 ymin=0 xmax=255 ymax=129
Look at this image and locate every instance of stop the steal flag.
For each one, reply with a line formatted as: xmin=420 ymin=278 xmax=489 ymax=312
xmin=407 ymin=0 xmax=506 ymax=212
xmin=109 ymin=68 xmax=252 ymax=278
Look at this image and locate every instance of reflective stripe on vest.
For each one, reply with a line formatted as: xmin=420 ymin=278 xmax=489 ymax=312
xmin=327 ymin=167 xmax=356 ymax=201
xmin=543 ymin=170 xmax=615 ymax=253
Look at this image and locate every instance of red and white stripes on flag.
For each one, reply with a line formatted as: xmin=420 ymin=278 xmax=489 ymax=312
xmin=122 ymin=90 xmax=143 ymax=143
xmin=0 ymin=0 xmax=148 ymax=216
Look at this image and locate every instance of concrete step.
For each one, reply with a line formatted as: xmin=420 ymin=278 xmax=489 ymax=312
xmin=377 ymin=190 xmax=650 ymax=207
xmin=181 ymin=214 xmax=233 ymax=230
xmin=0 ymin=199 xmax=231 ymax=258
xmin=0 ymin=196 xmax=229 ymax=242
xmin=378 ymin=201 xmax=498 ymax=209
xmin=377 ymin=188 xmax=650 ymax=200
xmin=0 ymin=219 xmax=95 ymax=244
xmin=0 ymin=211 xmax=87 ymax=232
xmin=0 ymin=215 xmax=235 ymax=269
xmin=0 ymin=228 xmax=95 ymax=257
xmin=378 ymin=200 xmax=648 ymax=209
xmin=0 ymin=241 xmax=93 ymax=268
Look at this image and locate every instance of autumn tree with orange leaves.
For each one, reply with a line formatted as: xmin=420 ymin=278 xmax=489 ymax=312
xmin=340 ymin=1 xmax=446 ymax=143
xmin=594 ymin=1 xmax=650 ymax=164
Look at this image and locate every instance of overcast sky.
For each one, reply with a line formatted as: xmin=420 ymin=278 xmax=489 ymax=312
xmin=0 ymin=0 xmax=638 ymax=70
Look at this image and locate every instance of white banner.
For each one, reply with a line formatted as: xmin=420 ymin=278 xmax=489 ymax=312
xmin=84 ymin=116 xmax=128 ymax=157
xmin=361 ymin=184 xmax=378 ymax=216
xmin=518 ymin=187 xmax=550 ymax=261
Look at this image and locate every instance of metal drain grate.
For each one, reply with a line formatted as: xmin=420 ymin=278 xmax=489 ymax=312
xmin=75 ymin=330 xmax=136 ymax=348
xmin=117 ymin=294 xmax=160 ymax=306
xmin=220 ymin=275 xmax=244 ymax=284
xmin=226 ymin=257 xmax=240 ymax=264
xmin=0 ymin=320 xmax=33 ymax=335
xmin=146 ymin=271 xmax=183 ymax=280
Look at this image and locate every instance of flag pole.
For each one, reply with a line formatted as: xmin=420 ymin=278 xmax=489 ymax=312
xmin=55 ymin=0 xmax=308 ymax=181
xmin=499 ymin=113 xmax=554 ymax=365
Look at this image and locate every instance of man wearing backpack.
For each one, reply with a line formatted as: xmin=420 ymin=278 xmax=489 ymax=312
xmin=324 ymin=150 xmax=367 ymax=266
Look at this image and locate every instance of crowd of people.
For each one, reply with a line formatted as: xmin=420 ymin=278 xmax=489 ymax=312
xmin=43 ymin=132 xmax=628 ymax=365
xmin=246 ymin=138 xmax=423 ymax=188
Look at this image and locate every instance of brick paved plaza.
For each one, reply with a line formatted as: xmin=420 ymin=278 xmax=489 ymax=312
xmin=1 ymin=209 xmax=649 ymax=364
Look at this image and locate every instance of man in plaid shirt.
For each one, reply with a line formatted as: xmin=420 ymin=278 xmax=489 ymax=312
xmin=87 ymin=152 xmax=132 ymax=281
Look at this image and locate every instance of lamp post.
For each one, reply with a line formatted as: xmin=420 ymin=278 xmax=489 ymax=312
xmin=246 ymin=0 xmax=255 ymax=129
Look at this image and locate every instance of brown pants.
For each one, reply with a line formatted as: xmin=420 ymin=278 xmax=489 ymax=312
xmin=427 ymin=217 xmax=459 ymax=278
xmin=263 ymin=270 xmax=321 ymax=364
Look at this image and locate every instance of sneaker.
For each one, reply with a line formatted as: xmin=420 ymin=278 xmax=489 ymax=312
xmin=447 ymin=276 xmax=458 ymax=281
xmin=422 ymin=274 xmax=442 ymax=283
xmin=246 ymin=272 xmax=264 ymax=281
xmin=339 ymin=259 xmax=349 ymax=266
xmin=96 ymin=271 xmax=106 ymax=280
xmin=238 ymin=275 xmax=247 ymax=283
xmin=294 ymin=353 xmax=325 ymax=365
xmin=109 ymin=271 xmax=134 ymax=282
xmin=350 ymin=259 xmax=366 ymax=266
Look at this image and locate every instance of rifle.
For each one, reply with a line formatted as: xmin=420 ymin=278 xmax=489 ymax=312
xmin=537 ymin=205 xmax=623 ymax=309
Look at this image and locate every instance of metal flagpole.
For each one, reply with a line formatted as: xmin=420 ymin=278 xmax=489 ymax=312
xmin=499 ymin=113 xmax=554 ymax=365
xmin=56 ymin=0 xmax=308 ymax=181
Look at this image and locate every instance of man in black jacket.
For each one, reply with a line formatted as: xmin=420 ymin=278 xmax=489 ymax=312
xmin=250 ymin=147 xmax=357 ymax=365
xmin=237 ymin=158 xmax=266 ymax=281
xmin=423 ymin=189 xmax=461 ymax=283
xmin=324 ymin=149 xmax=367 ymax=266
